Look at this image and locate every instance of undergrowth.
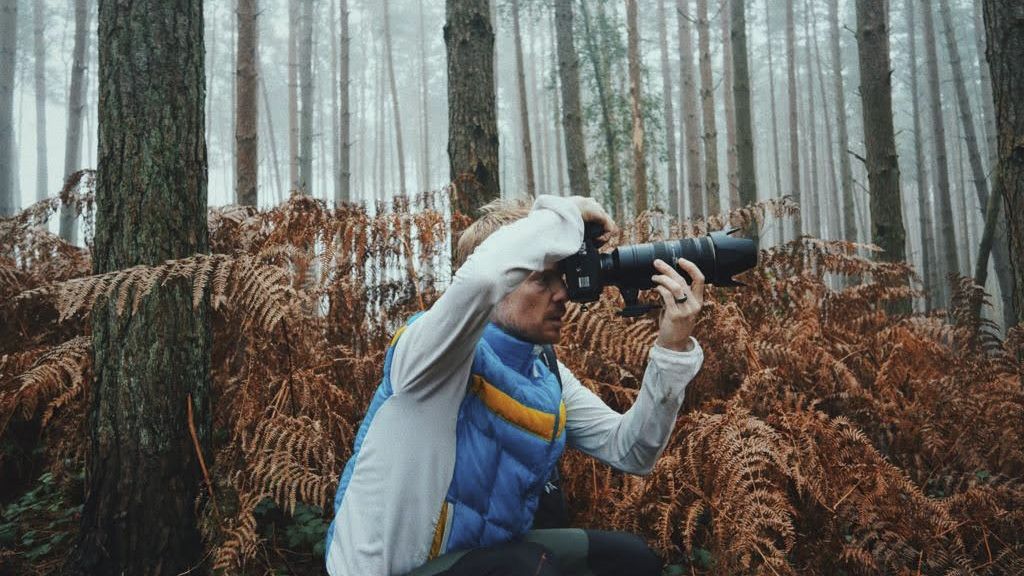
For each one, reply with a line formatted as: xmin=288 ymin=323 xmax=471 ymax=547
xmin=1 ymin=180 xmax=1022 ymax=575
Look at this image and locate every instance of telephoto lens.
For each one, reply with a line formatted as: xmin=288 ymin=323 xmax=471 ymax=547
xmin=560 ymin=223 xmax=757 ymax=316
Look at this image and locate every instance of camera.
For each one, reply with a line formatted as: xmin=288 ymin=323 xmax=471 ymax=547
xmin=559 ymin=222 xmax=758 ymax=317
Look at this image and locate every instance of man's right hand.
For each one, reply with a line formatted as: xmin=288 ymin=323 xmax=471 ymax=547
xmin=568 ymin=196 xmax=618 ymax=244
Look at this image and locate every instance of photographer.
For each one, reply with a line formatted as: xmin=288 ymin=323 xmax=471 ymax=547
xmin=326 ymin=195 xmax=705 ymax=576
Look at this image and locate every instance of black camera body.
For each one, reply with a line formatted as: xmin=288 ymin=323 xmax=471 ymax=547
xmin=559 ymin=223 xmax=758 ymax=317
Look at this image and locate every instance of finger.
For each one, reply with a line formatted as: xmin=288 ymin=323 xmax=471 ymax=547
xmin=676 ymin=257 xmax=706 ymax=300
xmin=653 ymin=285 xmax=677 ymax=310
xmin=655 ymin=257 xmax=690 ymax=287
xmin=651 ymin=272 xmax=688 ymax=301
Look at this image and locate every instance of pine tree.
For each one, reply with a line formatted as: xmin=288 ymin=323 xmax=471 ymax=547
xmin=236 ymin=0 xmax=258 ymax=206
xmin=67 ymin=0 xmax=211 ymax=572
xmin=0 ymin=0 xmax=18 ymax=217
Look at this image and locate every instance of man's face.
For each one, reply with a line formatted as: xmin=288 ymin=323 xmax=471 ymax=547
xmin=493 ymin=265 xmax=569 ymax=345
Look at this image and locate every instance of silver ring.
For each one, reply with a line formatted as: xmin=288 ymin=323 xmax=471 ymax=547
xmin=674 ymin=295 xmax=688 ymax=304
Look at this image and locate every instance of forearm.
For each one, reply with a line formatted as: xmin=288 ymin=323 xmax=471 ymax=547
xmin=563 ymin=341 xmax=703 ymax=474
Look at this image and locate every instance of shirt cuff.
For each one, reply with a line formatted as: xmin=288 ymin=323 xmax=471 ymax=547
xmin=649 ymin=337 xmax=704 ymax=369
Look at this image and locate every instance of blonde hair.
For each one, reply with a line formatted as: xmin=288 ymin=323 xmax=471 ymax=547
xmin=454 ymin=197 xmax=532 ymax=270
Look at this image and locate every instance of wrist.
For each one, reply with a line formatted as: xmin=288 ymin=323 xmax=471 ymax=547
xmin=656 ymin=335 xmax=695 ymax=352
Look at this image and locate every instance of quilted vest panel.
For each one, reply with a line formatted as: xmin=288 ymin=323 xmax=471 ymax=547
xmin=442 ymin=323 xmax=567 ymax=553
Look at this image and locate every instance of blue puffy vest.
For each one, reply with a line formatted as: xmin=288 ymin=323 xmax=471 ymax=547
xmin=328 ymin=316 xmax=566 ymax=559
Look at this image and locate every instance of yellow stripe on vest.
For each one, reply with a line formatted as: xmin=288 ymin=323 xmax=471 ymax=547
xmin=470 ymin=375 xmax=565 ymax=441
xmin=428 ymin=501 xmax=449 ymax=560
xmin=389 ymin=325 xmax=408 ymax=348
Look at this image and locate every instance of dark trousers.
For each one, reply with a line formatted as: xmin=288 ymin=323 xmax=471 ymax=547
xmin=407 ymin=529 xmax=662 ymax=576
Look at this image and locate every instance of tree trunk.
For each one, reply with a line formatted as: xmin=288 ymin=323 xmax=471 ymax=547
xmin=445 ymin=0 xmax=500 ymax=217
xmin=856 ymin=0 xmax=909 ymax=312
xmin=973 ymin=0 xmax=997 ymax=167
xmin=288 ymin=0 xmax=299 ymax=192
xmin=677 ymin=0 xmax=703 ymax=218
xmin=786 ymin=0 xmax=802 ymax=234
xmin=59 ymin=0 xmax=91 ymax=239
xmin=983 ymin=0 xmax=1024 ymax=324
xmin=721 ymin=0 xmax=739 ymax=209
xmin=905 ymin=0 xmax=935 ymax=309
xmin=0 ymin=0 xmax=18 ymax=217
xmin=339 ymin=0 xmax=351 ymax=203
xmin=827 ymin=0 xmax=855 ymax=243
xmin=299 ymin=0 xmax=313 ymax=194
xmin=34 ymin=1 xmax=47 ymax=203
xmin=731 ymin=0 xmax=756 ymax=229
xmin=657 ymin=0 xmax=679 ymax=215
xmin=939 ymin=0 xmax=1017 ymax=327
xmin=765 ymin=0 xmax=783 ymax=239
xmin=697 ymin=0 xmax=720 ymax=216
xmin=555 ymin=0 xmax=590 ymax=198
xmin=529 ymin=17 xmax=549 ymax=196
xmin=67 ymin=1 xmax=210 ymax=573
xmin=626 ymin=0 xmax=647 ymax=215
xmin=260 ymin=75 xmax=284 ymax=204
xmin=511 ymin=0 xmax=537 ymax=197
xmin=922 ymin=0 xmax=960 ymax=300
xmin=549 ymin=13 xmax=566 ymax=196
xmin=810 ymin=0 xmax=840 ymax=240
xmin=236 ymin=0 xmax=258 ymax=207
xmin=330 ymin=0 xmax=339 ymax=202
xmin=803 ymin=0 xmax=822 ymax=238
xmin=382 ymin=0 xmax=407 ymax=197
xmin=579 ymin=0 xmax=623 ymax=221
xmin=418 ymin=0 xmax=430 ymax=194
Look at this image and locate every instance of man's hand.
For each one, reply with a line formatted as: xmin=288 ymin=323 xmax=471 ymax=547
xmin=651 ymin=258 xmax=705 ymax=352
xmin=568 ymin=196 xmax=618 ymax=243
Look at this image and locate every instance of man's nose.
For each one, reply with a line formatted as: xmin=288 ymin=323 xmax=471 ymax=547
xmin=552 ymin=279 xmax=569 ymax=304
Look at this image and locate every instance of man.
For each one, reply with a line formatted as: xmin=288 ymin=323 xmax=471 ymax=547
xmin=326 ymin=195 xmax=705 ymax=575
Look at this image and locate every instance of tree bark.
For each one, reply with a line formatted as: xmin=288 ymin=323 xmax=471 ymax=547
xmin=829 ymin=0 xmax=856 ymax=242
xmin=809 ymin=0 xmax=840 ymax=241
xmin=418 ymin=0 xmax=430 ymax=194
xmin=626 ymin=0 xmax=647 ymax=215
xmin=339 ymin=0 xmax=351 ymax=202
xmin=657 ymin=0 xmax=679 ymax=215
xmin=731 ymin=0 xmax=756 ymax=230
xmin=511 ymin=0 xmax=537 ymax=197
xmin=765 ymin=0 xmax=783 ymax=238
xmin=33 ymin=1 xmax=47 ymax=203
xmin=905 ymin=0 xmax=935 ymax=309
xmin=288 ymin=0 xmax=299 ymax=192
xmin=67 ymin=1 xmax=210 ymax=573
xmin=383 ymin=0 xmax=407 ymax=197
xmin=555 ymin=0 xmax=589 ymax=198
xmin=236 ymin=0 xmax=258 ymax=207
xmin=939 ymin=0 xmax=1017 ymax=327
xmin=786 ymin=0 xmax=802 ymax=234
xmin=803 ymin=0 xmax=822 ymax=238
xmin=922 ymin=0 xmax=961 ymax=299
xmin=983 ymin=0 xmax=1024 ymax=324
xmin=697 ymin=0 xmax=720 ymax=216
xmin=299 ymin=0 xmax=313 ymax=194
xmin=0 ymin=0 xmax=18 ymax=217
xmin=579 ymin=0 xmax=623 ymax=221
xmin=445 ymin=0 xmax=500 ymax=217
xmin=856 ymin=0 xmax=909 ymax=311
xmin=548 ymin=13 xmax=566 ymax=196
xmin=973 ymin=0 xmax=997 ymax=166
xmin=721 ymin=0 xmax=738 ymax=209
xmin=59 ymin=0 xmax=91 ymax=240
xmin=260 ymin=74 xmax=284 ymax=204
xmin=677 ymin=0 xmax=703 ymax=218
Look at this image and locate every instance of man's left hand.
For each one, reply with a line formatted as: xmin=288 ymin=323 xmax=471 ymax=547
xmin=650 ymin=258 xmax=705 ymax=352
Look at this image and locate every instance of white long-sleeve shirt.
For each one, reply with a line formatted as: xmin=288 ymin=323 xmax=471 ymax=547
xmin=326 ymin=195 xmax=703 ymax=576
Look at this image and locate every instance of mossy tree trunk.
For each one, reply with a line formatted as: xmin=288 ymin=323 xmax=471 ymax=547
xmin=67 ymin=1 xmax=211 ymax=574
